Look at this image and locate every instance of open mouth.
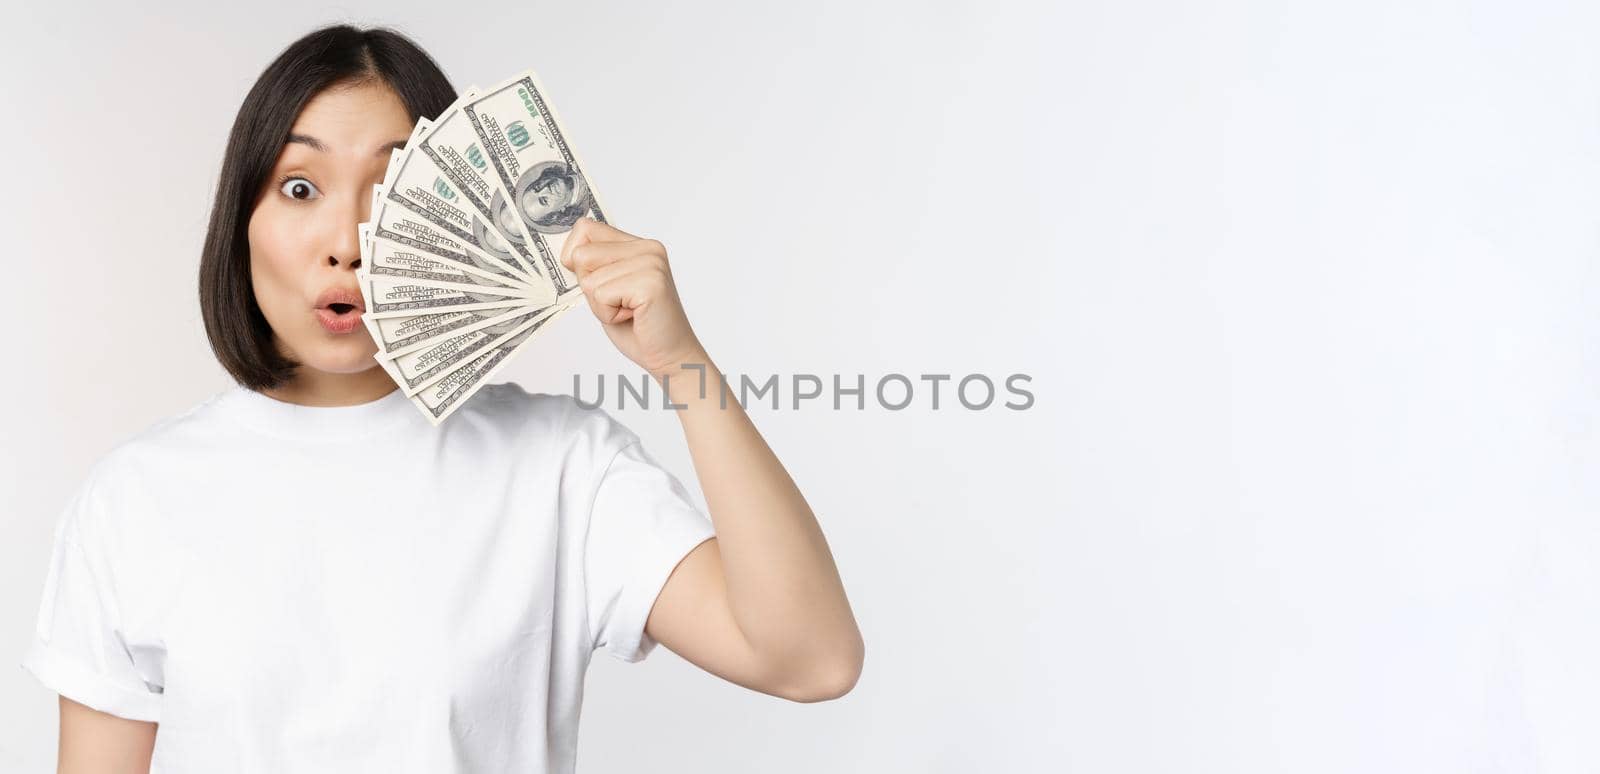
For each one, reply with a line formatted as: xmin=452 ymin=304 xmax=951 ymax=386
xmin=327 ymin=303 xmax=357 ymax=315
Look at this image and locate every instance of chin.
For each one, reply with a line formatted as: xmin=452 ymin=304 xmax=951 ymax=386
xmin=292 ymin=335 xmax=381 ymax=374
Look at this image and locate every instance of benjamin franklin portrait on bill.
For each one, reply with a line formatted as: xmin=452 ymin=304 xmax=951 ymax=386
xmin=513 ymin=159 xmax=591 ymax=234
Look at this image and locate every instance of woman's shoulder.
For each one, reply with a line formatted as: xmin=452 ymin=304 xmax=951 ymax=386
xmin=50 ymin=391 xmax=226 ymax=545
xmin=84 ymin=389 xmax=233 ymax=483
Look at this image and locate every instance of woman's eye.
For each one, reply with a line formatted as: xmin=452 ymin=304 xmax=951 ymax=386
xmin=279 ymin=177 xmax=321 ymax=201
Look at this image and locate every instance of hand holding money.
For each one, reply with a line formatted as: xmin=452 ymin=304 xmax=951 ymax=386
xmin=560 ymin=218 xmax=708 ymax=381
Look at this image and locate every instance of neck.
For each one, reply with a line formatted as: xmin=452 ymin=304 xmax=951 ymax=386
xmin=261 ymin=364 xmax=399 ymax=407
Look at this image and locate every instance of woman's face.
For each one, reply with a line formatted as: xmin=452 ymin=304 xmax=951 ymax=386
xmin=246 ymin=80 xmax=412 ymax=375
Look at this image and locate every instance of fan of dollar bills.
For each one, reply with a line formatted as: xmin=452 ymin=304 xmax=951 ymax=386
xmin=356 ymin=69 xmax=601 ymax=425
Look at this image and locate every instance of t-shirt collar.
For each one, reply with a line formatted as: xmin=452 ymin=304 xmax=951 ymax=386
xmin=211 ymin=383 xmax=419 ymax=441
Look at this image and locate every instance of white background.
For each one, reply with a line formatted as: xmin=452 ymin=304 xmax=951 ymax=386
xmin=2 ymin=0 xmax=1595 ymax=771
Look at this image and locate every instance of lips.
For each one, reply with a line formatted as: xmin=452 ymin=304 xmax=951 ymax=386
xmin=315 ymin=286 xmax=364 ymax=312
xmin=314 ymin=286 xmax=365 ymax=335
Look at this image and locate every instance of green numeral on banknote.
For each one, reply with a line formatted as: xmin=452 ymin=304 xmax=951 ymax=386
xmin=506 ymin=121 xmax=529 ymax=148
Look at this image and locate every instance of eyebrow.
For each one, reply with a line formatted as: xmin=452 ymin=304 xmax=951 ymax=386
xmin=286 ymin=133 xmax=409 ymax=156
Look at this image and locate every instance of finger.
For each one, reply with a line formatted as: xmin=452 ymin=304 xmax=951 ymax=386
xmin=577 ymin=253 xmax=652 ymax=295
xmin=559 ymin=217 xmax=635 ymax=271
xmin=574 ymin=216 xmax=639 ymax=243
xmin=577 ymin=255 xmax=656 ymax=323
xmin=558 ymin=228 xmax=584 ymax=273
xmin=565 ymin=239 xmax=663 ymax=280
xmin=588 ymin=262 xmax=667 ymax=326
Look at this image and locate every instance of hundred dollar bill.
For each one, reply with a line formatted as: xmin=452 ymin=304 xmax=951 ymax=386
xmin=359 ymin=274 xmax=527 ymax=318
xmin=367 ymin=176 xmax=536 ymax=293
xmin=363 ymin=272 xmax=546 ymax=303
xmin=462 ymin=70 xmax=608 ymax=298
xmin=355 ymin=69 xmax=606 ymax=424
xmin=406 ymin=301 xmax=578 ymax=425
xmin=357 ymin=223 xmax=531 ymax=293
xmin=416 ymin=88 xmax=559 ymax=295
xmin=366 ymin=300 xmax=545 ymax=362
xmin=361 ymin=304 xmax=530 ymax=361
xmin=379 ymin=123 xmax=554 ymax=304
xmin=383 ymin=303 xmax=561 ymax=396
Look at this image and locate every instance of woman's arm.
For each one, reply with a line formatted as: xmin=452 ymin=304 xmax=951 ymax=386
xmin=648 ymin=353 xmax=864 ymax=701
xmin=58 ymin=696 xmax=157 ymax=773
xmin=560 ymin=220 xmax=864 ymax=702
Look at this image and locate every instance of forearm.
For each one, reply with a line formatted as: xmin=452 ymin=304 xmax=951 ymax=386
xmin=659 ymin=352 xmax=864 ymax=679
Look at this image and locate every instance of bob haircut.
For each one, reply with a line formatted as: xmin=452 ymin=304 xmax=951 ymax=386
xmin=198 ymin=24 xmax=457 ymax=391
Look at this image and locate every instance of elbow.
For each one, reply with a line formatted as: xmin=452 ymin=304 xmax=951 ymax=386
xmin=781 ymin=635 xmax=865 ymax=703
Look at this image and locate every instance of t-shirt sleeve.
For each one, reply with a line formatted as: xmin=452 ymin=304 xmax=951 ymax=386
xmin=19 ymin=476 xmax=163 ymax=722
xmin=577 ymin=407 xmax=717 ymax=664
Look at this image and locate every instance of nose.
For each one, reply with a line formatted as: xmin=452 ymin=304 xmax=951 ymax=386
xmin=326 ymin=195 xmax=363 ymax=269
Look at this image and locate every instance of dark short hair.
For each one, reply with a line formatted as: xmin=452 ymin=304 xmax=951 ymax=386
xmin=198 ymin=24 xmax=457 ymax=390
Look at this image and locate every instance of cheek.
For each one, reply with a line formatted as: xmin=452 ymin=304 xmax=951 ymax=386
xmin=246 ymin=203 xmax=310 ymax=314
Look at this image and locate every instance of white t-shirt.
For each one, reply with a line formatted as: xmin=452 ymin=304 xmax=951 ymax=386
xmin=19 ymin=381 xmax=716 ymax=772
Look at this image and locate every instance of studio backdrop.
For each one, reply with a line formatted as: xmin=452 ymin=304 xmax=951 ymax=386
xmin=2 ymin=0 xmax=1594 ymax=772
